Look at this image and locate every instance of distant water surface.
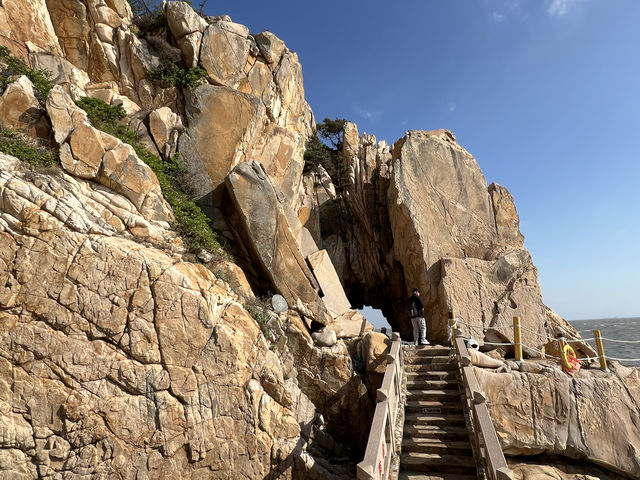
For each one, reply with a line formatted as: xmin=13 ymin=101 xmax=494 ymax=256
xmin=571 ymin=317 xmax=640 ymax=366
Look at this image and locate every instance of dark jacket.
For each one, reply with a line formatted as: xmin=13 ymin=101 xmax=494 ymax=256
xmin=408 ymin=294 xmax=424 ymax=318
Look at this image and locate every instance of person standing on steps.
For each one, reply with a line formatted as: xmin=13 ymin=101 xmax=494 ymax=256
xmin=408 ymin=288 xmax=428 ymax=345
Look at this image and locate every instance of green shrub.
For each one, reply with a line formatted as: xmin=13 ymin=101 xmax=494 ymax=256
xmin=75 ymin=97 xmax=223 ymax=255
xmin=147 ymin=63 xmax=207 ymax=89
xmin=0 ymin=46 xmax=52 ymax=104
xmin=303 ymin=118 xmax=351 ymax=189
xmin=245 ymin=299 xmax=276 ymax=345
xmin=0 ymin=124 xmax=58 ymax=167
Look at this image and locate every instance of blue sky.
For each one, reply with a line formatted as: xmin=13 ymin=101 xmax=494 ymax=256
xmin=204 ymin=0 xmax=640 ymax=320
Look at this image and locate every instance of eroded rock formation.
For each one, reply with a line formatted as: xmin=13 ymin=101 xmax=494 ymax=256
xmin=0 ymin=1 xmax=635 ymax=479
xmin=476 ymin=363 xmax=640 ymax=478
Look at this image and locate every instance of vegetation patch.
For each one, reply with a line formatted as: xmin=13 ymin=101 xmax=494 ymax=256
xmin=0 ymin=124 xmax=58 ymax=168
xmin=0 ymin=46 xmax=52 ymax=104
xmin=303 ymin=117 xmax=352 ymax=190
xmin=147 ymin=63 xmax=207 ymax=89
xmin=245 ymin=297 xmax=277 ymax=345
xmin=75 ymin=97 xmax=223 ymax=255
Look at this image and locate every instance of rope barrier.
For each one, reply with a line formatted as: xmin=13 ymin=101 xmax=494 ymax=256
xmin=451 ymin=314 xmax=640 ymax=362
xmin=455 ymin=318 xmax=636 ymax=346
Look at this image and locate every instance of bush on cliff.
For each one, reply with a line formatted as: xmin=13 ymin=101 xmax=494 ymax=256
xmin=303 ymin=117 xmax=351 ymax=190
xmin=0 ymin=124 xmax=58 ymax=168
xmin=75 ymin=97 xmax=223 ymax=255
xmin=147 ymin=63 xmax=207 ymax=89
xmin=0 ymin=46 xmax=52 ymax=104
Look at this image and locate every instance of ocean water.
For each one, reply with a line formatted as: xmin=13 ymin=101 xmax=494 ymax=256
xmin=570 ymin=317 xmax=640 ymax=366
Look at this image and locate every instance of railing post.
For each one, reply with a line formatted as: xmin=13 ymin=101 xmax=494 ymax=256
xmin=448 ymin=311 xmax=456 ymax=347
xmin=513 ymin=316 xmax=523 ymax=362
xmin=594 ymin=329 xmax=608 ymax=371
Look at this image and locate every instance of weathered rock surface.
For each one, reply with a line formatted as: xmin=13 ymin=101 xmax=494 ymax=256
xmin=0 ymin=76 xmax=50 ymax=139
xmin=47 ymin=86 xmax=173 ymax=224
xmin=308 ymin=124 xmax=584 ymax=355
xmin=308 ymin=249 xmax=351 ymax=319
xmin=0 ymin=0 xmax=62 ymax=57
xmin=224 ymin=161 xmax=328 ymax=323
xmin=476 ymin=363 xmax=640 ymax=478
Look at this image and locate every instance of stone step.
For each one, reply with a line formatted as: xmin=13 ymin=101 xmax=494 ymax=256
xmin=405 ymin=400 xmax=464 ymax=415
xmin=400 ymin=452 xmax=478 ymax=474
xmin=406 ymin=362 xmax=458 ymax=372
xmin=402 ymin=438 xmax=473 ymax=456
xmin=406 ymin=379 xmax=459 ymax=390
xmin=407 ymin=370 xmax=458 ymax=381
xmin=406 ymin=390 xmax=462 ymax=402
xmin=403 ymin=424 xmax=470 ymax=441
xmin=404 ymin=355 xmax=456 ymax=365
xmin=404 ymin=346 xmax=452 ymax=357
xmin=404 ymin=413 xmax=466 ymax=426
xmin=398 ymin=472 xmax=477 ymax=480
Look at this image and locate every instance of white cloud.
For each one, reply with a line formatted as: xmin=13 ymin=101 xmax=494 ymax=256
xmin=491 ymin=11 xmax=507 ymax=22
xmin=547 ymin=0 xmax=579 ymax=16
xmin=353 ymin=105 xmax=374 ymax=121
xmin=353 ymin=105 xmax=383 ymax=121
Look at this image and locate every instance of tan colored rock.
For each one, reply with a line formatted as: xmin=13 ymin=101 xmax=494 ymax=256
xmin=389 ymin=130 xmax=496 ymax=321
xmin=212 ymin=260 xmax=255 ymax=301
xmin=0 ymin=76 xmax=50 ymax=140
xmin=28 ymin=52 xmax=90 ymax=99
xmin=148 ymin=106 xmax=182 ymax=157
xmin=0 ymin=0 xmax=62 ymax=57
xmin=361 ymin=331 xmax=390 ymax=374
xmin=44 ymin=0 xmax=90 ymax=70
xmin=46 ymin=86 xmax=172 ymax=223
xmin=224 ymin=161 xmax=327 ymax=323
xmin=490 ymin=182 xmax=525 ymax=248
xmin=199 ymin=21 xmax=250 ymax=88
xmin=308 ymin=249 xmax=351 ymax=319
xmin=177 ymin=31 xmax=203 ymax=68
xmin=329 ymin=310 xmax=374 ymax=339
xmin=255 ymin=31 xmax=286 ymax=65
xmin=181 ymin=84 xmax=265 ymax=196
xmin=165 ymin=1 xmax=207 ymax=39
xmin=476 ymin=364 xmax=640 ymax=478
xmin=250 ymin=123 xmax=306 ymax=212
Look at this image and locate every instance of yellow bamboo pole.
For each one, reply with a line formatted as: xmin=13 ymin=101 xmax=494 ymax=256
xmin=513 ymin=316 xmax=523 ymax=362
xmin=448 ymin=311 xmax=456 ymax=347
xmin=594 ymin=329 xmax=607 ymax=370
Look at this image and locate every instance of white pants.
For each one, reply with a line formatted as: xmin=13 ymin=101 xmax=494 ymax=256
xmin=411 ymin=316 xmax=426 ymax=345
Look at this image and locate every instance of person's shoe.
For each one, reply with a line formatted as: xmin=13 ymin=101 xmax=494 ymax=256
xmin=419 ymin=340 xmax=429 ymax=345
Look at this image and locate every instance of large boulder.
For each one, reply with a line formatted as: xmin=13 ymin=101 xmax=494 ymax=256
xmin=224 ymin=161 xmax=328 ymax=323
xmin=307 ymin=249 xmax=351 ymax=319
xmin=0 ymin=0 xmax=62 ymax=57
xmin=388 ymin=129 xmax=496 ymax=322
xmin=476 ymin=364 xmax=640 ymax=478
xmin=180 ymin=84 xmax=265 ymax=199
xmin=0 ymin=76 xmax=50 ymax=139
xmin=199 ymin=20 xmax=251 ymax=88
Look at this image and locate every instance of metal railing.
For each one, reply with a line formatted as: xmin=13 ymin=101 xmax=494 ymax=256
xmin=357 ymin=332 xmax=404 ymax=480
xmin=453 ymin=332 xmax=514 ymax=480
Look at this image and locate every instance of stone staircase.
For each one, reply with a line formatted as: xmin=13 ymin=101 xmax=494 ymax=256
xmin=399 ymin=345 xmax=478 ymax=480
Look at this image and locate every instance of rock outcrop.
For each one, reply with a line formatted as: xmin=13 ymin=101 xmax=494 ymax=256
xmin=476 ymin=363 xmax=640 ymax=478
xmin=0 ymin=1 xmax=636 ymax=479
xmin=305 ymin=124 xmax=579 ymax=355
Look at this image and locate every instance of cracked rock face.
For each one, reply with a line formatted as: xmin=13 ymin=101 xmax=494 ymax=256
xmin=476 ymin=364 xmax=640 ymax=479
xmin=0 ymin=153 xmax=308 ymax=479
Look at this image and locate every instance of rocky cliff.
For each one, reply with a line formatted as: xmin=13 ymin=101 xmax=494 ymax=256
xmin=0 ymin=1 xmax=635 ymax=479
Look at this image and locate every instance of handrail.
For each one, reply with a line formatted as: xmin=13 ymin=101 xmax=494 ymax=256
xmin=357 ymin=332 xmax=404 ymax=480
xmin=454 ymin=334 xmax=514 ymax=480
